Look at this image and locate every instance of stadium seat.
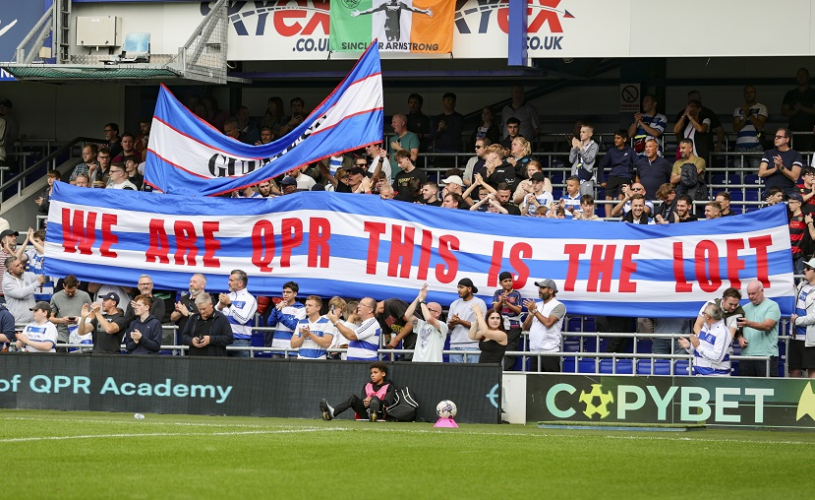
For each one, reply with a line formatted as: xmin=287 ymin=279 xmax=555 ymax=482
xmin=562 ymin=339 xmax=581 ymax=352
xmin=636 ymin=359 xmax=672 ymax=375
xmin=599 ymin=359 xmax=633 ymax=374
xmin=550 ymin=173 xmax=564 ymax=185
xmin=576 ymin=358 xmax=600 ymax=373
xmin=673 ymin=360 xmax=690 ymax=376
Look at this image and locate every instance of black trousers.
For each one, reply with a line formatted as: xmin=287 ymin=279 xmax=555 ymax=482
xmin=503 ymin=326 xmax=522 ymax=370
xmin=738 ymin=357 xmax=779 ymax=377
xmin=333 ymin=394 xmax=384 ymax=419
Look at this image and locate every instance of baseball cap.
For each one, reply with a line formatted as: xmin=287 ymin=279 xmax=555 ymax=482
xmin=311 ymin=183 xmax=326 ymax=191
xmin=99 ymin=292 xmax=120 ymax=304
xmin=499 ymin=271 xmax=513 ymax=281
xmin=457 ymin=277 xmax=478 ymax=294
xmin=281 ymin=177 xmax=297 ymax=187
xmin=804 ymin=257 xmax=815 ymax=269
xmin=348 ymin=166 xmax=366 ymax=176
xmin=530 ymin=172 xmax=547 ymax=182
xmin=441 ymin=175 xmax=464 ymax=187
xmin=0 ymin=229 xmax=19 ymax=240
xmin=30 ymin=301 xmax=52 ymax=313
xmin=534 ymin=279 xmax=559 ymax=293
xmin=788 ymin=192 xmax=804 ymax=203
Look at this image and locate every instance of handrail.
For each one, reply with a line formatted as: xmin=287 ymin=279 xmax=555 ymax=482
xmin=0 ymin=136 xmax=108 ymax=201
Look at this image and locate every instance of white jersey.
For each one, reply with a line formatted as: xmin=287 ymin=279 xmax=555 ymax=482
xmin=328 ymin=319 xmax=356 ymax=360
xmin=21 ymin=321 xmax=58 ymax=352
xmin=294 ymin=316 xmax=333 ymax=359
xmin=347 ymin=317 xmax=381 ymax=361
xmin=686 ymin=319 xmax=731 ymax=376
xmin=216 ymin=287 xmax=257 ymax=340
xmin=412 ymin=318 xmax=447 ymax=363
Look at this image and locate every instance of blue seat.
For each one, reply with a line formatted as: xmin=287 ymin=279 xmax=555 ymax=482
xmin=577 ymin=358 xmax=600 ymax=373
xmin=562 ymin=339 xmax=581 ymax=352
xmin=728 ymin=191 xmax=743 ymax=202
xmin=599 ymin=359 xmax=633 ymax=374
xmin=674 ymin=360 xmax=690 ymax=376
xmin=550 ymin=173 xmax=564 ymax=185
xmin=743 ymin=174 xmax=762 ymax=186
xmin=637 ymin=359 xmax=673 ymax=375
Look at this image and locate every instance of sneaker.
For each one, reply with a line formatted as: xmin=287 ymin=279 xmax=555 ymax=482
xmin=319 ymin=399 xmax=334 ymax=421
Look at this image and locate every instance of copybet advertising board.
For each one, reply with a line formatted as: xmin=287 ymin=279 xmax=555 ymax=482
xmin=528 ymin=375 xmax=815 ymax=430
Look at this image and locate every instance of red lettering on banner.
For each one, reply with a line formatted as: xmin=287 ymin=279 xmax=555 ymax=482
xmin=308 ymin=218 xmax=331 ymax=268
xmin=202 ymin=222 xmax=221 ymax=268
xmin=749 ymin=235 xmax=772 ymax=287
xmin=497 ymin=0 xmax=564 ymax=35
xmin=417 ymin=230 xmax=433 ymax=281
xmin=673 ymin=235 xmax=774 ymax=292
xmin=61 ymin=208 xmax=96 ymax=255
xmin=674 ymin=242 xmax=692 ymax=292
xmin=436 ymin=235 xmax=459 ymax=283
xmin=695 ymin=240 xmax=721 ymax=292
xmin=364 ymin=222 xmax=386 ymax=274
xmin=388 ymin=225 xmax=415 ymax=279
xmin=99 ymin=214 xmax=118 ymax=258
xmin=146 ymin=219 xmax=170 ymax=264
xmin=252 ymin=220 xmax=275 ymax=273
xmin=487 ymin=241 xmax=505 ymax=287
xmin=726 ymin=239 xmax=746 ymax=289
xmin=509 ymin=243 xmax=532 ymax=289
xmin=619 ymin=245 xmax=639 ymax=293
xmin=588 ymin=245 xmax=616 ymax=292
xmin=173 ymin=221 xmax=198 ymax=266
xmin=280 ymin=218 xmax=303 ymax=267
xmin=563 ymin=243 xmax=586 ymax=292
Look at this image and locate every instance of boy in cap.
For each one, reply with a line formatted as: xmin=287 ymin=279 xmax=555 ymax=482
xmin=447 ymin=277 xmax=487 ymax=363
xmin=78 ymin=291 xmax=127 ymax=354
xmin=492 ymin=271 xmax=523 ymax=369
xmin=16 ymin=301 xmax=58 ymax=353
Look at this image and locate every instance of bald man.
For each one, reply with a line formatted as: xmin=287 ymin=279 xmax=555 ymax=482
xmin=736 ymin=280 xmax=781 ymax=377
xmin=388 ymin=113 xmax=419 ymax=176
xmin=403 ymin=283 xmax=446 ymax=363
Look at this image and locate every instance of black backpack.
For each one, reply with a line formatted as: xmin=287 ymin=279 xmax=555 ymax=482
xmin=386 ymin=386 xmax=419 ymax=422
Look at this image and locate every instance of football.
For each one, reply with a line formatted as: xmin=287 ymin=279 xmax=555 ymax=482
xmin=436 ymin=400 xmax=457 ymax=419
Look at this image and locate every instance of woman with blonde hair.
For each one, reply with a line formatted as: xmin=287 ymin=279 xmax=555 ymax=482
xmin=506 ymin=136 xmax=535 ymax=177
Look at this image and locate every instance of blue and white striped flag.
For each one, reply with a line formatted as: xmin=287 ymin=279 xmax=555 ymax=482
xmin=144 ymin=44 xmax=383 ymax=197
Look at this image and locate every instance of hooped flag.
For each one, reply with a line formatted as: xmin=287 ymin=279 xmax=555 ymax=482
xmin=143 ymin=43 xmax=383 ymax=197
xmin=330 ymin=0 xmax=454 ymax=54
xmin=44 ymin=183 xmax=795 ymax=319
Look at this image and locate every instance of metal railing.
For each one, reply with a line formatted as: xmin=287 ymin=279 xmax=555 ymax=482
xmin=0 ymin=136 xmax=107 ymax=204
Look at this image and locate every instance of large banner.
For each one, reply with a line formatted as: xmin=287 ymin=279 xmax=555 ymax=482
xmin=330 ymin=0 xmax=454 ymax=54
xmin=44 ymin=184 xmax=794 ymax=317
xmin=143 ymin=43 xmax=383 ymax=196
xmin=527 ymin=374 xmax=815 ymax=430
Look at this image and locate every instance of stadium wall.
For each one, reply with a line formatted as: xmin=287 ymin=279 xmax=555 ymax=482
xmin=0 ymin=355 xmax=502 ymax=424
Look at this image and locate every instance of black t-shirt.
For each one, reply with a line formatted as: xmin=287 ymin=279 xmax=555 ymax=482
xmin=501 ymin=202 xmax=522 ymax=216
xmin=392 ymin=168 xmax=428 ymax=202
xmin=92 ymin=311 xmax=127 ymax=354
xmin=783 ymin=87 xmax=815 ymax=130
xmin=486 ymin=164 xmax=519 ymax=191
xmin=423 ymin=200 xmax=442 ymax=207
xmin=335 ymin=180 xmax=353 ymax=193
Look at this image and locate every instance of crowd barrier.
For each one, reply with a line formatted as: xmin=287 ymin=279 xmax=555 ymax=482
xmin=0 ymin=354 xmax=502 ymax=423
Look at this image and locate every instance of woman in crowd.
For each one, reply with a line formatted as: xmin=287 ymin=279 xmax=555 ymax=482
xmin=653 ymin=183 xmax=677 ymax=224
xmin=513 ymin=160 xmax=552 ymax=205
xmin=468 ymin=305 xmax=508 ymax=365
xmin=506 ymin=136 xmax=535 ymax=178
xmin=260 ymin=96 xmax=288 ymax=137
xmin=469 ymin=106 xmax=501 ymax=150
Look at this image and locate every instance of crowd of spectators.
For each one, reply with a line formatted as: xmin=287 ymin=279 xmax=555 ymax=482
xmin=3 ymin=72 xmax=815 ymax=378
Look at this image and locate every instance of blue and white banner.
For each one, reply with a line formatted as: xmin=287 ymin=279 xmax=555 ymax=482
xmin=44 ymin=183 xmax=795 ymax=317
xmin=143 ymin=43 xmax=383 ymax=197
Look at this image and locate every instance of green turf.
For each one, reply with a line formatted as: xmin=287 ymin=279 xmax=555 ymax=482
xmin=2 ymin=409 xmax=813 ymax=499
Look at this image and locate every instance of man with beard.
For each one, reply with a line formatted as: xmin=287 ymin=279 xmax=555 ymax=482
xmin=523 ymin=279 xmax=566 ymax=372
xmin=447 ymin=278 xmax=487 ymax=363
xmin=171 ymin=274 xmax=211 ymax=338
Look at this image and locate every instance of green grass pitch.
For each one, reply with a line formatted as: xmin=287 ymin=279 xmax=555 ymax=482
xmin=2 ymin=409 xmax=814 ymax=499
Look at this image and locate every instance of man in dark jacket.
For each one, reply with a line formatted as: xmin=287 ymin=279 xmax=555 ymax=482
xmin=0 ymin=302 xmax=16 ymax=345
xmin=180 ymin=294 xmax=234 ymax=356
xmin=124 ymin=295 xmax=163 ymax=355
